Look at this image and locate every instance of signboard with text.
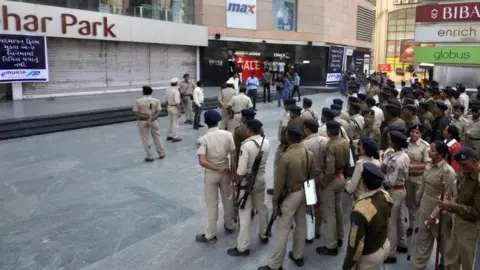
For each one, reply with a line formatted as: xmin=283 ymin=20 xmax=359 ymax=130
xmin=416 ymin=2 xmax=480 ymax=23
xmin=414 ymin=47 xmax=480 ymax=65
xmin=326 ymin=46 xmax=345 ymax=84
xmin=393 ymin=0 xmax=418 ymax=5
xmin=0 ymin=34 xmax=48 ymax=83
xmin=377 ymin=64 xmax=392 ymax=72
xmin=415 ymin=24 xmax=480 ymax=43
xmin=234 ymin=55 xmax=264 ymax=82
xmin=227 ymin=0 xmax=257 ymax=30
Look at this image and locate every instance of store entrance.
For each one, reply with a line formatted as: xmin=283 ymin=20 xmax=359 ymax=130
xmin=229 ymin=51 xmax=294 ymax=82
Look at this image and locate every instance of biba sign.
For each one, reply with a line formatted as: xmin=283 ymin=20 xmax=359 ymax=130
xmin=1 ymin=5 xmax=116 ymax=37
xmin=416 ymin=2 xmax=480 ymax=22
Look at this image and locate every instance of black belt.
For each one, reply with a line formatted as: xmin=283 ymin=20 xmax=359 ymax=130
xmin=470 ymin=137 xmax=480 ymax=141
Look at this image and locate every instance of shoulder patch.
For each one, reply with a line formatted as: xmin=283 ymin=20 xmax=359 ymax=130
xmin=196 ymin=140 xmax=202 ymax=148
xmin=390 ymin=167 xmax=396 ymax=173
xmin=420 ymin=139 xmax=430 ymax=147
xmin=353 ymin=198 xmax=377 ymax=222
xmin=327 ymin=152 xmax=334 ymax=161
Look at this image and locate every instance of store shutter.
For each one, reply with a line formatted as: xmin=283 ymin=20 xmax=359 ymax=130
xmin=23 ymin=38 xmax=196 ymax=98
xmin=356 ymin=6 xmax=375 ymax=42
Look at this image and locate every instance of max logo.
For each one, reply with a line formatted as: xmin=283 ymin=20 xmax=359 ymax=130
xmin=227 ymin=3 xmax=255 ymax=14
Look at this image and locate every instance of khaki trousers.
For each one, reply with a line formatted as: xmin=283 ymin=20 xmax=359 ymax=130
xmin=167 ymin=106 xmax=179 ymax=138
xmin=444 ymin=215 xmax=479 ymax=270
xmin=268 ymin=190 xmax=306 ymax=269
xmin=355 ymin=239 xmax=390 ymax=270
xmin=405 ymin=176 xmax=422 ymax=229
xmin=138 ymin=120 xmax=165 ymax=159
xmin=388 ymin=188 xmax=407 ymax=257
xmin=468 ymin=139 xmax=480 ymax=161
xmin=320 ymin=175 xmax=346 ymax=249
xmin=236 ymin=177 xmax=269 ymax=252
xmin=228 ymin=114 xmax=242 ymax=133
xmin=204 ymin=170 xmax=235 ymax=239
xmin=220 ymin=108 xmax=230 ymax=130
xmin=411 ymin=214 xmax=451 ymax=270
xmin=315 ymin=188 xmax=322 ymax=234
xmin=182 ymin=97 xmax=193 ymax=121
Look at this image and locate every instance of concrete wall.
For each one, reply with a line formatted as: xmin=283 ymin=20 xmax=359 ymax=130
xmin=197 ymin=0 xmax=374 ymax=48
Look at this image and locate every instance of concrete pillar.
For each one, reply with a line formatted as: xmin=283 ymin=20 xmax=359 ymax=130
xmin=12 ymin=82 xmax=23 ymax=101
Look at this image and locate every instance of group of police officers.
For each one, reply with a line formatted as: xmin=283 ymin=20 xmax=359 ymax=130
xmin=133 ymin=75 xmax=480 ymax=269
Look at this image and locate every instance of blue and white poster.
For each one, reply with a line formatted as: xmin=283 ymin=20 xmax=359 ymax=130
xmin=0 ymin=34 xmax=49 ymax=83
xmin=326 ymin=46 xmax=345 ymax=84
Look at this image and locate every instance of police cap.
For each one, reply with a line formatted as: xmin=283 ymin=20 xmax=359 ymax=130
xmin=241 ymin=109 xmax=256 ymax=118
xmin=454 ymin=147 xmax=477 ymax=161
xmin=362 ymin=163 xmax=384 ymax=190
xmin=330 ymin=104 xmax=342 ymax=111
xmin=436 ymin=101 xmax=448 ymax=111
xmin=419 ymin=101 xmax=429 ymax=110
xmin=386 ymin=104 xmax=401 ymax=114
xmin=388 ymin=124 xmax=405 ymax=134
xmin=363 ymin=108 xmax=375 ymax=116
xmin=333 ymin=98 xmax=344 ymax=105
xmin=366 ymin=97 xmax=376 ymax=106
xmin=290 ymin=105 xmax=303 ymax=113
xmin=379 ymin=91 xmax=390 ymax=98
xmin=403 ymin=98 xmax=416 ymax=106
xmin=350 ymin=103 xmax=362 ymax=111
xmin=358 ymin=93 xmax=366 ymax=101
xmin=453 ymin=104 xmax=465 ymax=112
xmin=246 ymin=119 xmax=263 ymax=132
xmin=409 ymin=124 xmax=424 ymax=133
xmin=284 ymin=98 xmax=297 ymax=106
xmin=287 ymin=125 xmax=303 ymax=137
xmin=361 ymin=137 xmax=380 ymax=159
xmin=403 ymin=104 xmax=417 ymax=113
xmin=304 ymin=118 xmax=319 ymax=131
xmin=389 ymin=130 xmax=408 ymax=148
xmin=326 ymin=120 xmax=341 ymax=131
xmin=204 ymin=110 xmax=222 ymax=124
xmin=322 ymin=107 xmax=335 ymax=119
xmin=388 ymin=99 xmax=402 ymax=108
xmin=348 ymin=96 xmax=360 ymax=104
xmin=303 ymin=97 xmax=313 ymax=107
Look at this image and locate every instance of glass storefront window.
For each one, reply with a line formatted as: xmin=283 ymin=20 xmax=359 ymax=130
xmin=385 ymin=7 xmax=417 ymax=67
xmin=272 ymin=0 xmax=297 ymax=31
xmin=10 ymin=0 xmax=195 ymax=24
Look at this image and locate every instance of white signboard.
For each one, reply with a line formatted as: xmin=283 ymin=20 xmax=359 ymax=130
xmin=415 ymin=24 xmax=480 ymax=43
xmin=0 ymin=0 xmax=208 ymax=47
xmin=226 ymin=0 xmax=257 ymax=30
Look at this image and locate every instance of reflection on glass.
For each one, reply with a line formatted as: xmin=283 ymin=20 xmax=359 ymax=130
xmin=272 ymin=0 xmax=296 ymax=31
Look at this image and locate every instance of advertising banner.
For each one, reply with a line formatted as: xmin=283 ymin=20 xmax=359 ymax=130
xmin=416 ymin=2 xmax=480 ymax=23
xmin=399 ymin=40 xmax=435 ymax=63
xmin=227 ymin=0 xmax=257 ymax=30
xmin=377 ymin=64 xmax=392 ymax=72
xmin=0 ymin=34 xmax=48 ymax=83
xmin=326 ymin=46 xmax=345 ymax=84
xmin=415 ymin=24 xmax=480 ymax=43
xmin=272 ymin=0 xmax=296 ymax=31
xmin=234 ymin=54 xmax=264 ymax=82
xmin=414 ymin=47 xmax=480 ymax=65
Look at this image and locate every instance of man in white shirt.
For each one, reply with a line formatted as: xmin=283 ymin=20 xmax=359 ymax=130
xmin=193 ymin=81 xmax=205 ymax=130
xmin=366 ymin=97 xmax=384 ymax=128
xmin=458 ymin=84 xmax=469 ymax=114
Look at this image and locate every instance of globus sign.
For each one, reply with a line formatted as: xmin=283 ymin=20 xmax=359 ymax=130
xmin=416 ymin=2 xmax=480 ymax=22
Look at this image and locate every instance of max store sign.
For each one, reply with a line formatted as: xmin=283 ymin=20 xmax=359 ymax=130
xmin=0 ymin=1 xmax=209 ymax=47
xmin=227 ymin=0 xmax=257 ymax=30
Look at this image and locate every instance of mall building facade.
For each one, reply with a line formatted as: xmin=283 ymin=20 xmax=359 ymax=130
xmin=0 ymin=0 xmax=375 ymax=100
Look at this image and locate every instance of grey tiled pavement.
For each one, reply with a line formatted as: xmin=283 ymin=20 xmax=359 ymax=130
xmin=0 ymin=93 xmax=435 ymax=270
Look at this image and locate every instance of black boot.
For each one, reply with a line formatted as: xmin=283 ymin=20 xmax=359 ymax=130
xmin=316 ymin=246 xmax=338 ymax=256
xmin=288 ymin=251 xmax=304 ymax=267
xmin=226 ymin=247 xmax=250 ymax=257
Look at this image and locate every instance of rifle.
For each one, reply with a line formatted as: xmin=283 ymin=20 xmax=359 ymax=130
xmin=237 ymin=137 xmax=265 ymax=209
xmin=265 ymin=187 xmax=289 ymax=237
xmin=435 ymin=182 xmax=446 ymax=270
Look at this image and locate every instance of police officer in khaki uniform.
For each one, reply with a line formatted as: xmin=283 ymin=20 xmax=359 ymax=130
xmin=331 ymin=104 xmax=350 ymax=131
xmin=233 ymin=109 xmax=257 ymax=166
xmin=302 ymin=119 xmax=329 ymax=239
xmin=380 ymin=130 xmax=410 ymax=263
xmin=132 ymin=86 xmax=166 ymax=162
xmin=361 ymin=109 xmax=381 ymax=145
xmin=165 ymin=77 xmax=183 ymax=142
xmin=227 ymin=86 xmax=253 ymax=133
xmin=317 ymin=121 xmax=350 ymax=256
xmin=402 ymin=105 xmax=421 ymax=137
xmin=196 ymin=110 xmax=236 ymax=243
xmin=343 ymin=163 xmax=392 ymax=269
xmin=178 ymin=73 xmax=196 ymax=124
xmin=380 ymin=104 xmax=406 ymax=150
xmin=405 ymin=124 xmax=430 ymax=236
xmin=411 ymin=141 xmax=456 ymax=270
xmin=259 ymin=126 xmax=319 ymax=270
xmin=466 ymin=105 xmax=480 ymax=158
xmin=450 ymin=104 xmax=469 ymax=144
xmin=439 ymin=147 xmax=480 ymax=270
xmin=301 ymin=98 xmax=318 ymax=121
xmin=419 ymin=101 xmax=435 ymax=143
xmin=266 ymin=98 xmax=296 ymax=195
xmin=228 ymin=119 xmax=270 ymax=257
xmin=333 ymin=98 xmax=350 ymax=122
xmin=218 ymin=79 xmax=238 ymax=130
xmin=347 ymin=103 xmax=365 ymax=142
xmin=319 ymin=108 xmax=337 ymax=137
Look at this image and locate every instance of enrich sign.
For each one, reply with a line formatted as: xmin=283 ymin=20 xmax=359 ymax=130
xmin=0 ymin=1 xmax=208 ymax=47
xmin=226 ymin=0 xmax=257 ymax=30
xmin=415 ymin=24 xmax=480 ymax=43
xmin=413 ymin=47 xmax=480 ymax=65
xmin=416 ymin=2 xmax=480 ymax=23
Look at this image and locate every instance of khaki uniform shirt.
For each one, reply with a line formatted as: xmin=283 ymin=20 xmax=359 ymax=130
xmin=178 ymin=80 xmax=195 ymax=96
xmin=346 ymin=157 xmax=381 ymax=200
xmin=132 ymin=95 xmax=161 ymax=116
xmin=197 ymin=127 xmax=235 ymax=171
xmin=218 ymin=87 xmax=237 ymax=107
xmin=319 ymin=124 xmax=348 ymax=140
xmin=348 ymin=114 xmax=365 ymax=142
xmin=302 ymin=108 xmax=318 ymax=121
xmin=273 ymin=143 xmax=319 ymax=206
xmin=302 ymin=133 xmax=329 ymax=184
xmin=227 ymin=93 xmax=253 ymax=113
xmin=380 ymin=118 xmax=406 ymax=150
xmin=278 ymin=111 xmax=290 ymax=142
xmin=406 ymin=138 xmax=430 ymax=184
xmin=280 ymin=115 xmax=305 ymax=145
xmin=165 ymin=86 xmax=181 ymax=106
xmin=236 ymin=135 xmax=270 ymax=176
xmin=451 ymin=116 xmax=469 ymax=143
xmin=341 ymin=110 xmax=350 ymax=122
xmin=417 ymin=160 xmax=456 ymax=226
xmin=383 ymin=150 xmax=410 ymax=187
xmin=234 ymin=124 xmax=248 ymax=156
xmin=467 ymin=118 xmax=480 ymax=139
xmin=361 ymin=125 xmax=381 ymax=145
xmin=322 ymin=136 xmax=350 ymax=188
xmin=344 ymin=189 xmax=393 ymax=269
xmin=444 ymin=99 xmax=453 ymax=117
xmin=449 ymin=164 xmax=480 ymax=223
xmin=334 ymin=116 xmax=350 ymax=131
xmin=420 ymin=111 xmax=435 ymax=142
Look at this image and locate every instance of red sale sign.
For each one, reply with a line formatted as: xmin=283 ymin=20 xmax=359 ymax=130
xmin=377 ymin=64 xmax=391 ymax=72
xmin=234 ymin=55 xmax=264 ymax=82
